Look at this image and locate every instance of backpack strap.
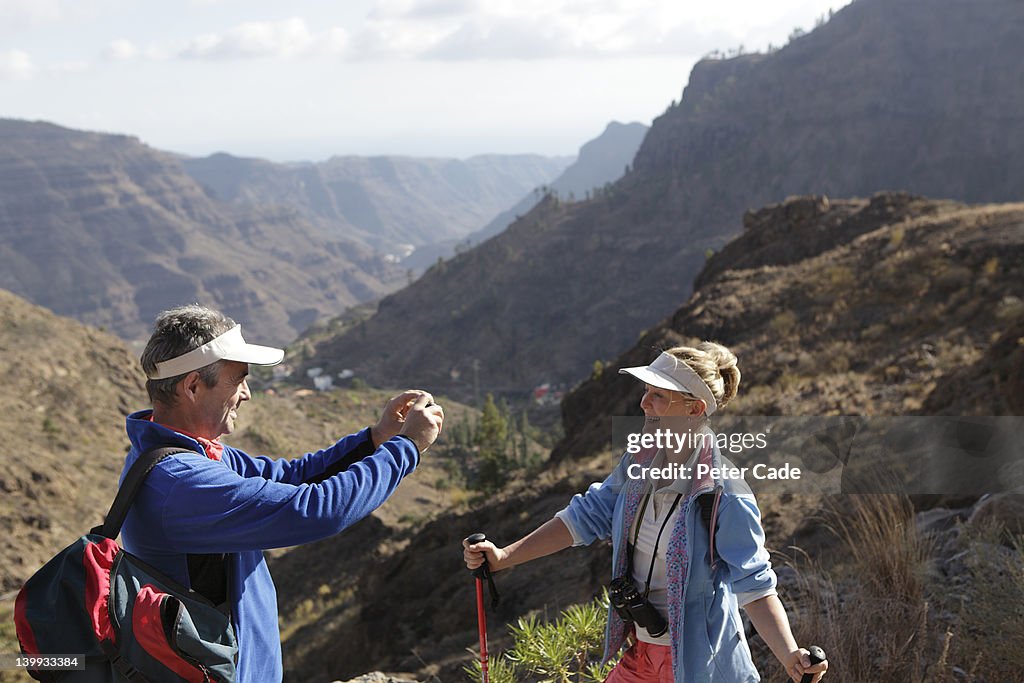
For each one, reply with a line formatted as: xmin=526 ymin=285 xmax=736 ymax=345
xmin=93 ymin=446 xmax=192 ymax=539
xmin=95 ymin=445 xmax=232 ymax=606
xmin=100 ymin=640 xmax=150 ymax=682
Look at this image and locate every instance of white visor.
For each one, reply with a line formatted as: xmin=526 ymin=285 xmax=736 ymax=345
xmin=618 ymin=351 xmax=718 ymax=416
xmin=147 ymin=325 xmax=284 ymax=380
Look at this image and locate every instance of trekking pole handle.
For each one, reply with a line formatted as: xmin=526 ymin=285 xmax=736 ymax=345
xmin=466 ymin=533 xmax=489 ymax=580
xmin=799 ymin=645 xmax=827 ymax=683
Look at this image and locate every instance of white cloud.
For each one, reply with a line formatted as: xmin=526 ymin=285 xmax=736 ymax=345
xmin=403 ymin=0 xmax=478 ymax=19
xmin=421 ymin=17 xmax=569 ymax=60
xmin=105 ymin=2 xmax=801 ymax=67
xmin=104 ymin=39 xmax=138 ymax=61
xmin=354 ymin=0 xmax=746 ymax=61
xmin=0 ymin=49 xmax=36 ymax=80
xmin=179 ymin=17 xmax=349 ymax=60
xmin=101 ymin=39 xmax=169 ymax=62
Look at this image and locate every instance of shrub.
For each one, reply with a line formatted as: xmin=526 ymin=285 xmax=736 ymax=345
xmin=464 ymin=592 xmax=617 ymax=683
xmin=889 ymin=225 xmax=906 ymax=249
xmin=769 ymin=310 xmax=798 ymax=336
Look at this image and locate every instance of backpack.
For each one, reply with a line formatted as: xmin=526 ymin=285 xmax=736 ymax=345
xmin=13 ymin=446 xmax=238 ymax=682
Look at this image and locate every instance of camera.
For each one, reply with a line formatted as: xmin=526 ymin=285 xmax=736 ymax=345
xmin=608 ymin=576 xmax=667 ymax=637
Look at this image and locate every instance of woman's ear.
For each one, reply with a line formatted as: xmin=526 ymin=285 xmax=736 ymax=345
xmin=690 ymin=399 xmax=707 ymax=417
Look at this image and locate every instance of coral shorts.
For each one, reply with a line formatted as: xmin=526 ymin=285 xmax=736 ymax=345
xmin=604 ymin=640 xmax=673 ymax=683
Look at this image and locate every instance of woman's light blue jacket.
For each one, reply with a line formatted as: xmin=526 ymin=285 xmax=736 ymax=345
xmin=558 ymin=441 xmax=777 ymax=682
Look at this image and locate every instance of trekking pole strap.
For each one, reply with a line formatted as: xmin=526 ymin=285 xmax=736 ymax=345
xmin=474 ymin=563 xmax=500 ymax=609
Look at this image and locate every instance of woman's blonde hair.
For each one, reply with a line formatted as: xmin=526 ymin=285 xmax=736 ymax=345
xmin=664 ymin=341 xmax=740 ymax=410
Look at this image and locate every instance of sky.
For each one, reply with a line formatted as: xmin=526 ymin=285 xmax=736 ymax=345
xmin=0 ymin=0 xmax=844 ymax=161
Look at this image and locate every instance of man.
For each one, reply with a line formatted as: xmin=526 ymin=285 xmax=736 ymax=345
xmin=121 ymin=304 xmax=442 ymax=681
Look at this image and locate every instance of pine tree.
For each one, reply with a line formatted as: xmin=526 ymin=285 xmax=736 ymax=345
xmin=519 ymin=410 xmax=531 ymax=465
xmin=475 ymin=394 xmax=509 ymax=492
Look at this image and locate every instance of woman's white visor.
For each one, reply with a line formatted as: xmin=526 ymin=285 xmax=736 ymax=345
xmin=618 ymin=351 xmax=718 ymax=416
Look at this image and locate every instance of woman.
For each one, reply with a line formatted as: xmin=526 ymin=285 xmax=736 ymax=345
xmin=463 ymin=343 xmax=827 ymax=682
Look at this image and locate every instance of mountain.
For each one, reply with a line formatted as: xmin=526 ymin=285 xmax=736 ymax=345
xmin=181 ymin=152 xmax=572 ymax=257
xmin=303 ymin=0 xmax=1024 ymax=398
xmin=402 ymin=121 xmax=649 ymax=271
xmin=270 ymin=193 xmax=1024 ymax=683
xmin=0 ymin=288 xmax=147 ymax=592
xmin=0 ymin=119 xmax=412 ymax=344
xmin=544 ymin=121 xmax=649 ymax=206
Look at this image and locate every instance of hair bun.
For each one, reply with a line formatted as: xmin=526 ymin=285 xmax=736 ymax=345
xmin=697 ymin=341 xmax=740 ymax=408
xmin=698 ymin=341 xmax=737 ymax=370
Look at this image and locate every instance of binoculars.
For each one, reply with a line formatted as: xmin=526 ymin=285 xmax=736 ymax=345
xmin=608 ymin=576 xmax=668 ymax=638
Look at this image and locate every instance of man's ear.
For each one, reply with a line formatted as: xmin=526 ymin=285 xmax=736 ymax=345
xmin=179 ymin=371 xmax=204 ymax=404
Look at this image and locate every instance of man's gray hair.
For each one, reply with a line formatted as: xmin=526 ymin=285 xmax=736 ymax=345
xmin=140 ymin=304 xmax=236 ymax=406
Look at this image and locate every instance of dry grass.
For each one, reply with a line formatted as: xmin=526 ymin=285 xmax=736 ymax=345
xmin=773 ymin=493 xmax=1024 ymax=683
xmin=783 ymin=494 xmax=935 ymax=681
xmin=828 ymin=493 xmax=931 ymax=602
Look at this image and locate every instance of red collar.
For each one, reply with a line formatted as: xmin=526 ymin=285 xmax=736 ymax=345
xmin=148 ymin=415 xmax=224 ymax=461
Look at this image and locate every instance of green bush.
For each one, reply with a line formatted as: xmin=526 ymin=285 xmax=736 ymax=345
xmin=463 ymin=653 xmax=518 ymax=683
xmin=464 ymin=592 xmax=618 ymax=683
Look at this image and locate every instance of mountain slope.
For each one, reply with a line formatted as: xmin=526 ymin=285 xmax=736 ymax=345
xmin=0 ymin=119 xmax=405 ymax=343
xmin=0 ymin=288 xmax=147 ymax=592
xmin=182 ymin=152 xmax=571 ymax=255
xmin=466 ymin=121 xmax=649 ymax=244
xmin=304 ymin=0 xmax=1024 ymax=397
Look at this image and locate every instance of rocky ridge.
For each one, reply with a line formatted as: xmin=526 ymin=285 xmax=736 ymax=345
xmin=556 ymin=193 xmax=1024 ymax=461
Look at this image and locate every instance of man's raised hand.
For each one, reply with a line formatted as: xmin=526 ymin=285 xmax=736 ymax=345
xmin=399 ymin=394 xmax=444 ymax=453
xmin=371 ymin=389 xmax=431 ymax=447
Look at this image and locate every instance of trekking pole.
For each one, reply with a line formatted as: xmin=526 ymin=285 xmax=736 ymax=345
xmin=800 ymin=645 xmax=827 ymax=683
xmin=465 ymin=532 xmax=498 ymax=683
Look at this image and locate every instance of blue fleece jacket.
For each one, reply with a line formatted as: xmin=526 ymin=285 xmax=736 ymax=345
xmin=120 ymin=410 xmax=420 ymax=682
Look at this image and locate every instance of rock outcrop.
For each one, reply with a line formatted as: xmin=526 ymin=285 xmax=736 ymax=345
xmin=556 ymin=193 xmax=1024 ymax=461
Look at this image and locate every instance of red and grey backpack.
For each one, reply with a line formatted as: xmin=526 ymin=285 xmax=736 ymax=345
xmin=14 ymin=446 xmax=238 ymax=682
